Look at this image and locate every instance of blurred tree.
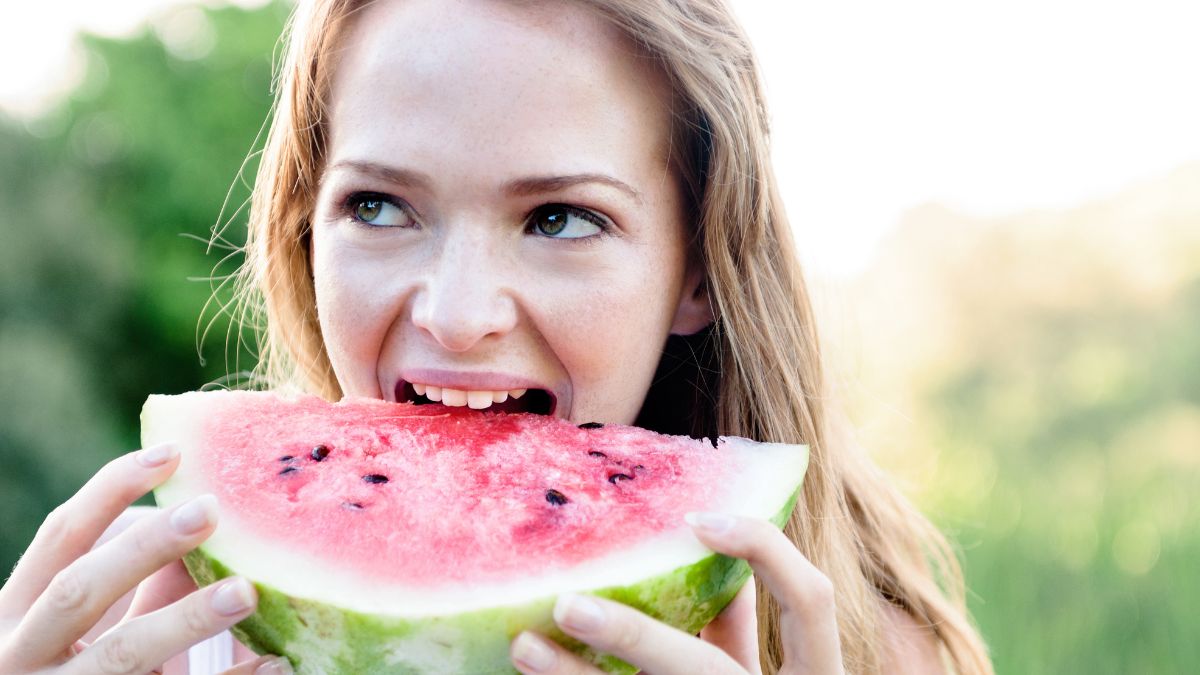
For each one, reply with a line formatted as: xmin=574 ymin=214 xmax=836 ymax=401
xmin=0 ymin=0 xmax=288 ymax=578
xmin=848 ymin=164 xmax=1200 ymax=673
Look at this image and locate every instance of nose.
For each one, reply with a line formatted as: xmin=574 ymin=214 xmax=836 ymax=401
xmin=409 ymin=230 xmax=519 ymax=353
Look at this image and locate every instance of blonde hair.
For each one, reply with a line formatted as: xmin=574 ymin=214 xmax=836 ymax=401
xmin=233 ymin=0 xmax=993 ymax=672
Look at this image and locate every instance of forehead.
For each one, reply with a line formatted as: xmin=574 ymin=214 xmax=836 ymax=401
xmin=325 ymin=0 xmax=674 ymax=180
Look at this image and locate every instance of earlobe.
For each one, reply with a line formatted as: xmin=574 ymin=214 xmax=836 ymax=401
xmin=670 ymin=268 xmax=715 ymax=336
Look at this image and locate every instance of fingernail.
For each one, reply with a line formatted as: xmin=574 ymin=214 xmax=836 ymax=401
xmin=511 ymin=632 xmax=556 ymax=672
xmin=212 ymin=577 xmax=256 ymax=616
xmin=685 ymin=511 xmax=737 ymax=534
xmin=255 ymin=656 xmax=293 ymax=675
xmin=554 ymin=594 xmax=605 ymax=632
xmin=137 ymin=442 xmax=178 ymax=467
xmin=170 ymin=494 xmax=217 ymax=535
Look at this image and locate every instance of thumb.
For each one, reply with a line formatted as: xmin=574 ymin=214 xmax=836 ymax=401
xmin=700 ymin=575 xmax=762 ymax=674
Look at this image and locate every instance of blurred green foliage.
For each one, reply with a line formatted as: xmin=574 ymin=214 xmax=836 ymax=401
xmin=851 ymin=186 xmax=1200 ymax=673
xmin=933 ymin=276 xmax=1200 ymax=673
xmin=0 ymin=0 xmax=287 ymax=576
xmin=0 ymin=1 xmax=1195 ymax=672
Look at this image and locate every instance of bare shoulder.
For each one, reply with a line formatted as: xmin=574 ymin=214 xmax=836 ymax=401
xmin=880 ymin=602 xmax=947 ymax=674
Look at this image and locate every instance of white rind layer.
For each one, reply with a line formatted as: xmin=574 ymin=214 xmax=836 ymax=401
xmin=145 ymin=392 xmax=807 ymax=618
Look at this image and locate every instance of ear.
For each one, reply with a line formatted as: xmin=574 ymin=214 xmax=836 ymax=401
xmin=670 ymin=264 xmax=715 ymax=336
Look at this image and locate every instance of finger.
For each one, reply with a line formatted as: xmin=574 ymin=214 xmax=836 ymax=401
xmin=95 ymin=505 xmax=158 ymax=548
xmin=687 ymin=513 xmax=844 ymax=673
xmin=11 ymin=494 xmax=217 ymax=667
xmin=220 ymin=655 xmax=294 ymax=675
xmin=551 ymin=594 xmax=745 ymax=675
xmin=510 ymin=631 xmax=602 ymax=675
xmin=60 ymin=577 xmax=257 ymax=675
xmin=81 ymin=510 xmax=159 ymax=644
xmin=0 ymin=442 xmax=179 ymax=614
xmin=700 ymin=577 xmax=762 ymax=674
xmin=124 ymin=560 xmax=199 ymax=620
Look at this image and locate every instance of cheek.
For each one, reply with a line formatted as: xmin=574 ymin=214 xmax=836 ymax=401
xmin=535 ymin=244 xmax=685 ymax=415
xmin=311 ymin=233 xmax=404 ymax=396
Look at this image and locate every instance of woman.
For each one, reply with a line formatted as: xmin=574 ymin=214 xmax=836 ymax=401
xmin=0 ymin=0 xmax=993 ymax=673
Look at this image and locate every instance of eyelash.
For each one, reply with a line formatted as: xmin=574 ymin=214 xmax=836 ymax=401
xmin=339 ymin=191 xmax=612 ymax=238
xmin=525 ymin=203 xmax=611 ymax=237
xmin=341 ymin=191 xmax=416 ymax=227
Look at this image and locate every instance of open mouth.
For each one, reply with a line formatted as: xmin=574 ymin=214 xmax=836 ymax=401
xmin=395 ymin=380 xmax=556 ymax=416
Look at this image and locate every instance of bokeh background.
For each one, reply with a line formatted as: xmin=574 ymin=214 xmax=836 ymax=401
xmin=1 ymin=1 xmax=1196 ymax=672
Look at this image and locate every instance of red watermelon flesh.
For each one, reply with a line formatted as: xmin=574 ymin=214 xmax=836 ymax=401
xmin=145 ymin=390 xmax=808 ymax=673
xmin=205 ymin=394 xmax=728 ymax=585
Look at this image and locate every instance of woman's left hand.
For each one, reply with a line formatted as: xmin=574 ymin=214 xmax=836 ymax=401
xmin=509 ymin=513 xmax=845 ymax=675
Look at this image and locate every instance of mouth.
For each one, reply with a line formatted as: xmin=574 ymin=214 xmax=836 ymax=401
xmin=395 ymin=380 xmax=557 ymax=416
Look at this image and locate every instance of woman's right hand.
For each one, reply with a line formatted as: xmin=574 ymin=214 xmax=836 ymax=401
xmin=0 ymin=443 xmax=287 ymax=674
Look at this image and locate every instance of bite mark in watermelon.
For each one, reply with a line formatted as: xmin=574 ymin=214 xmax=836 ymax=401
xmin=144 ymin=391 xmax=808 ymax=674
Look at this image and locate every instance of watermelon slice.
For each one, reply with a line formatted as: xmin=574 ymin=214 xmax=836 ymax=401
xmin=143 ymin=391 xmax=807 ymax=673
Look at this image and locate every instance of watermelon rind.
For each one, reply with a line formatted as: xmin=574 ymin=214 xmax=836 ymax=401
xmin=144 ymin=392 xmax=807 ymax=674
xmin=180 ymin=494 xmax=797 ymax=674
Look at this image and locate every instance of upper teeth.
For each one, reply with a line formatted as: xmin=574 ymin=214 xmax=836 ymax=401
xmin=411 ymin=383 xmax=528 ymax=410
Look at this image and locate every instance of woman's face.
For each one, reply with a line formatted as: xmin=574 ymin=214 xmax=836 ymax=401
xmin=311 ymin=0 xmax=709 ymax=424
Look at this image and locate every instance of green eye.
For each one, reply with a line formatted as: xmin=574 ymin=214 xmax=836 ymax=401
xmin=536 ymin=210 xmax=568 ymax=236
xmin=356 ymin=200 xmax=383 ymax=222
xmin=347 ymin=193 xmax=414 ymax=228
xmin=530 ymin=205 xmax=606 ymax=239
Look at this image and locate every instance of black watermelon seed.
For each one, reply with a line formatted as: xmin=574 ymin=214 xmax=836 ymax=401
xmin=341 ymin=501 xmax=365 ymax=511
xmin=588 ymin=450 xmax=607 ymax=458
xmin=278 ymin=466 xmax=300 ymax=476
xmin=362 ymin=474 xmax=389 ymax=484
xmin=311 ymin=445 xmax=330 ymax=461
xmin=608 ymin=472 xmax=634 ymax=484
xmin=278 ymin=455 xmax=294 ymax=462
xmin=578 ymin=422 xmax=604 ymax=429
xmin=633 ymin=464 xmax=645 ymax=471
xmin=545 ymin=489 xmax=569 ymax=506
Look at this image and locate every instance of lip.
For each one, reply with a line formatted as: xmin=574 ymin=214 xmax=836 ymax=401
xmin=390 ymin=368 xmax=568 ymax=417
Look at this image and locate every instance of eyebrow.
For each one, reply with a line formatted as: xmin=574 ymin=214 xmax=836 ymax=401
xmin=327 ymin=160 xmax=432 ymax=191
xmin=505 ymin=173 xmax=643 ymax=205
xmin=327 ymin=160 xmax=643 ymax=205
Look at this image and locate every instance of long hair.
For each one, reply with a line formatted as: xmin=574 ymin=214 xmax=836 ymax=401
xmin=231 ymin=1 xmax=993 ymax=672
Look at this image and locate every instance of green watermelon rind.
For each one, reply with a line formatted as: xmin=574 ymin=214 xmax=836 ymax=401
xmin=175 ymin=487 xmax=800 ymax=674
